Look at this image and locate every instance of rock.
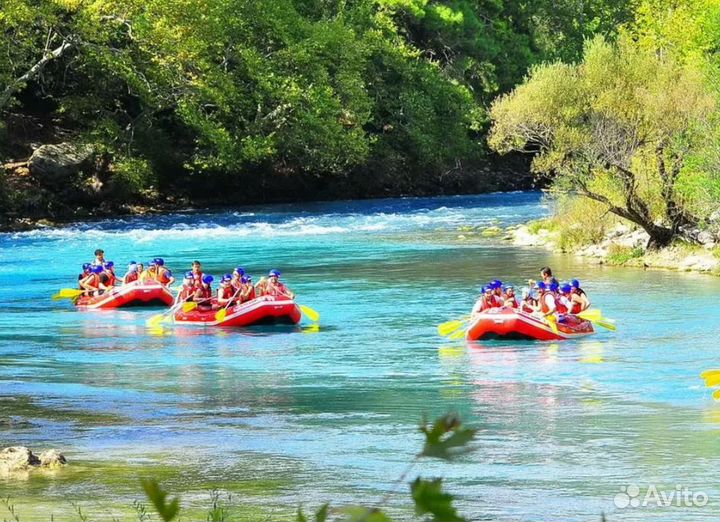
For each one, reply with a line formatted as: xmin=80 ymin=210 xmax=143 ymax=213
xmin=39 ymin=449 xmax=67 ymax=468
xmin=607 ymin=224 xmax=631 ymax=238
xmin=697 ymin=230 xmax=715 ymax=247
xmin=0 ymin=446 xmax=40 ymax=472
xmin=0 ymin=447 xmax=67 ymax=473
xmin=679 ymin=253 xmax=719 ymax=272
xmin=29 ymin=142 xmax=94 ymax=189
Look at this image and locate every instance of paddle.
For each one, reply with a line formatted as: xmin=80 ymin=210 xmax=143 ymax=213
xmin=299 ymin=304 xmax=320 ymax=323
xmin=701 ymin=369 xmax=720 ymax=380
xmin=545 ymin=313 xmax=560 ymax=334
xmin=146 ymin=299 xmax=185 ymax=327
xmin=437 ymin=315 xmax=471 ymax=337
xmin=576 ymin=309 xmax=616 ymax=331
xmin=448 ymin=329 xmax=466 ymax=340
xmin=52 ymin=288 xmax=85 ymax=300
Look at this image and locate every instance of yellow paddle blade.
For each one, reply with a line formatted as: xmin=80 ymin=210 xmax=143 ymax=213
xmin=215 ymin=308 xmax=228 ymax=322
xmin=54 ymin=288 xmax=84 ymax=299
xmin=438 ymin=320 xmax=465 ymax=336
xmin=704 ymin=374 xmax=720 ymax=388
xmin=594 ymin=319 xmax=617 ymax=331
xmin=701 ymin=369 xmax=720 ymax=380
xmin=448 ymin=329 xmax=466 ymax=340
xmin=182 ymin=302 xmax=198 ymax=313
xmin=713 ymin=389 xmax=720 ymax=401
xmin=146 ymin=314 xmax=165 ymax=327
xmin=546 ymin=314 xmax=559 ymax=334
xmin=577 ymin=309 xmax=602 ymax=321
xmin=299 ymin=305 xmax=320 ymax=322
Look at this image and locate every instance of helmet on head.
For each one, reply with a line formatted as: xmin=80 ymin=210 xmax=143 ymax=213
xmin=184 ymin=271 xmax=194 ymax=279
xmin=82 ymin=263 xmax=91 ymax=271
xmin=537 ymin=281 xmax=547 ymax=291
xmin=492 ymin=279 xmax=503 ymax=289
xmin=268 ymin=269 xmax=280 ymax=277
xmin=483 ymin=286 xmax=492 ymax=294
xmin=234 ymin=267 xmax=245 ymax=276
xmin=104 ymin=261 xmax=114 ymax=269
xmin=202 ymin=275 xmax=214 ymax=284
xmin=148 ymin=260 xmax=157 ymax=266
xmin=127 ymin=263 xmax=138 ymax=273
xmin=157 ymin=258 xmax=165 ymax=266
xmin=91 ymin=265 xmax=104 ymax=274
xmin=571 ymin=279 xmax=580 ymax=288
xmin=549 ymin=281 xmax=559 ymax=292
xmin=560 ymin=283 xmax=572 ymax=293
xmin=222 ymin=273 xmax=232 ymax=282
xmin=505 ymin=285 xmax=514 ymax=291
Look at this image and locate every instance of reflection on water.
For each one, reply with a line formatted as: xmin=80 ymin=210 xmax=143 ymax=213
xmin=2 ymin=192 xmax=720 ymax=521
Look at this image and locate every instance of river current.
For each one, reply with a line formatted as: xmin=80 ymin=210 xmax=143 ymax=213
xmin=1 ymin=191 xmax=719 ymax=521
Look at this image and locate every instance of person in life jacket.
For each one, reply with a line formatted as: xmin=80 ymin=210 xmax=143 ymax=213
xmin=540 ymin=266 xmax=559 ymax=286
xmin=139 ymin=260 xmax=158 ymax=283
xmin=153 ymin=258 xmax=175 ymax=286
xmin=472 ymin=286 xmax=497 ymax=315
xmin=100 ymin=262 xmax=117 ymax=289
xmin=78 ymin=263 xmax=92 ymax=289
xmin=265 ymin=269 xmax=294 ymax=299
xmin=217 ymin=274 xmax=237 ymax=308
xmin=503 ymin=285 xmax=520 ymax=308
xmin=80 ymin=264 xmax=104 ymax=296
xmin=230 ymin=267 xmax=245 ymax=292
xmin=91 ymin=249 xmax=105 ymax=266
xmin=239 ymin=275 xmax=256 ymax=303
xmin=570 ymin=279 xmax=591 ymax=312
xmin=255 ymin=276 xmax=268 ymax=296
xmin=190 ymin=260 xmax=204 ymax=289
xmin=521 ymin=286 xmax=538 ymax=313
xmin=537 ymin=281 xmax=558 ymax=320
xmin=556 ymin=283 xmax=573 ymax=314
xmin=489 ymin=280 xmax=505 ymax=307
xmin=123 ymin=261 xmax=139 ymax=284
xmin=176 ymin=271 xmax=195 ymax=303
xmin=195 ymin=274 xmax=214 ymax=306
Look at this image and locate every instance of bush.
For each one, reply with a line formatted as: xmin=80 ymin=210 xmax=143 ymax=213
xmin=548 ymin=194 xmax=614 ymax=251
xmin=606 ymin=244 xmax=644 ymax=265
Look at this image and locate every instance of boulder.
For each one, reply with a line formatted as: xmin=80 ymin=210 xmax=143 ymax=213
xmin=29 ymin=142 xmax=94 ymax=189
xmin=39 ymin=449 xmax=67 ymax=468
xmin=0 ymin=446 xmax=40 ymax=472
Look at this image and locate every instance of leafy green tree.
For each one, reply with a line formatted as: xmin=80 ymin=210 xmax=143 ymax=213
xmin=489 ymin=35 xmax=718 ymax=248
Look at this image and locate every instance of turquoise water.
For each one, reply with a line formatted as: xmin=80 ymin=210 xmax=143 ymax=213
xmin=1 ymin=192 xmax=720 ymax=521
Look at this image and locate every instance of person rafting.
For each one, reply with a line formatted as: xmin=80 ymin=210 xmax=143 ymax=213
xmin=239 ymin=275 xmax=256 ymax=303
xmin=471 ymin=286 xmax=496 ymax=315
xmin=154 ymin=258 xmax=175 ymax=286
xmin=217 ymin=274 xmax=236 ymax=307
xmin=123 ymin=262 xmax=139 ymax=284
xmin=77 ymin=263 xmax=91 ymax=288
xmin=176 ymin=271 xmax=196 ymax=303
xmin=265 ymin=269 xmax=294 ymax=299
xmin=570 ymin=279 xmax=591 ymax=313
xmin=540 ymin=266 xmax=559 ymax=286
xmin=537 ymin=281 xmax=558 ymax=319
xmin=503 ymin=285 xmax=520 ymax=308
xmin=138 ymin=260 xmax=157 ymax=283
xmin=255 ymin=276 xmax=268 ymax=296
xmin=91 ymin=249 xmax=105 ymax=266
xmin=100 ymin=262 xmax=116 ymax=289
xmin=191 ymin=260 xmax=204 ymax=288
xmin=79 ymin=265 xmax=104 ymax=296
xmin=196 ymin=274 xmax=214 ymax=307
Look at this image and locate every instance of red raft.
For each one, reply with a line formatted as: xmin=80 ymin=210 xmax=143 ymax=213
xmin=174 ymin=295 xmax=302 ymax=327
xmin=75 ymin=281 xmax=174 ymax=310
xmin=466 ymin=307 xmax=594 ymax=341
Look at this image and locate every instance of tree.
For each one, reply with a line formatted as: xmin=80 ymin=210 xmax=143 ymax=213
xmin=488 ymin=35 xmax=718 ymax=248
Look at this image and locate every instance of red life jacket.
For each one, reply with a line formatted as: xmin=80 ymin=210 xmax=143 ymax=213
xmin=244 ymin=285 xmax=256 ymax=301
xmin=125 ymin=272 xmax=139 ymax=284
xmin=480 ymin=296 xmax=494 ymax=311
xmin=82 ymin=273 xmax=100 ymax=290
xmin=540 ymin=292 xmax=556 ymax=314
xmin=200 ymin=284 xmax=212 ymax=299
xmin=505 ymin=296 xmax=519 ymax=309
xmin=556 ymin=296 xmax=569 ymax=314
xmin=571 ymin=301 xmax=582 ymax=314
xmin=179 ymin=284 xmax=193 ymax=301
xmin=267 ymin=282 xmax=289 ymax=297
xmin=105 ymin=273 xmax=116 ymax=287
xmin=220 ymin=286 xmax=234 ymax=300
xmin=158 ymin=268 xmax=172 ymax=284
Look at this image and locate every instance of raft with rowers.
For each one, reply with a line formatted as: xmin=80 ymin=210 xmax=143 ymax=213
xmin=439 ymin=266 xmax=615 ymax=342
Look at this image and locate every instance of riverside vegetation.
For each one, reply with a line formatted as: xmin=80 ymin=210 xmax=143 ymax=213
xmin=1 ymin=0 xmax=634 ymax=227
xmin=489 ymin=0 xmax=720 ymax=269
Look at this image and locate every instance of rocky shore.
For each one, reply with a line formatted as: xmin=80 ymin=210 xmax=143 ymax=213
xmin=508 ymin=221 xmax=720 ymax=276
xmin=0 ymin=446 xmax=66 ymax=475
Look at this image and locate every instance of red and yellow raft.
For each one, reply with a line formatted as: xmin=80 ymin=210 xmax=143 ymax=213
xmin=75 ymin=281 xmax=174 ymax=310
xmin=466 ymin=307 xmax=594 ymax=341
xmin=174 ymin=295 xmax=302 ymax=327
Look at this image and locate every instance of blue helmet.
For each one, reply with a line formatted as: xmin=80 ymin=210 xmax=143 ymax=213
xmin=571 ymin=279 xmax=580 ymax=288
xmin=184 ymin=271 xmax=194 ymax=279
xmin=202 ymin=275 xmax=214 ymax=284
xmin=127 ymin=263 xmax=138 ymax=273
xmin=104 ymin=261 xmax=114 ymax=269
xmin=560 ymin=283 xmax=572 ymax=293
xmin=222 ymin=273 xmax=232 ymax=282
xmin=148 ymin=259 xmax=157 ymax=266
xmin=129 ymin=260 xmax=136 ymax=264
xmin=82 ymin=263 xmax=91 ymax=271
xmin=549 ymin=281 xmax=559 ymax=292
xmin=155 ymin=258 xmax=165 ymax=266
xmin=268 ymin=269 xmax=281 ymax=277
xmin=483 ymin=285 xmax=492 ymax=293
xmin=537 ymin=281 xmax=547 ymax=291
xmin=492 ymin=279 xmax=503 ymax=289
xmin=234 ymin=267 xmax=245 ymax=276
xmin=91 ymin=265 xmax=104 ymax=274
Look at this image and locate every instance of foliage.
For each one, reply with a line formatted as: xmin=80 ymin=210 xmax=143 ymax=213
xmin=549 ymin=194 xmax=615 ymax=251
xmin=489 ymin=33 xmax=719 ymax=248
xmin=606 ymin=244 xmax=644 ymax=265
xmin=141 ymin=478 xmax=180 ymax=522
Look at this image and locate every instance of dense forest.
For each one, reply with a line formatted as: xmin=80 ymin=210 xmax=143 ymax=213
xmin=0 ymin=0 xmax=637 ymax=225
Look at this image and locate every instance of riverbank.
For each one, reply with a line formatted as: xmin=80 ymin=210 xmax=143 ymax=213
xmin=507 ymin=220 xmax=720 ymax=276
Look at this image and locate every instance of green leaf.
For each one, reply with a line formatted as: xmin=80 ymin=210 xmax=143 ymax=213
xmin=411 ymin=478 xmax=466 ymax=522
xmin=315 ymin=503 xmax=329 ymax=522
xmin=419 ymin=413 xmax=476 ymax=460
xmin=141 ymin=478 xmax=180 ymax=522
xmin=297 ymin=505 xmax=308 ymax=522
xmin=341 ymin=506 xmax=392 ymax=522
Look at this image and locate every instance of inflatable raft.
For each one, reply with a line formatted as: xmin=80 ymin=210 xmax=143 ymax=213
xmin=75 ymin=281 xmax=174 ymax=310
xmin=173 ymin=295 xmax=302 ymax=327
xmin=466 ymin=307 xmax=594 ymax=341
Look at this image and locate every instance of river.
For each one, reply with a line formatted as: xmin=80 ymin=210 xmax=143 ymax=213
xmin=1 ymin=191 xmax=719 ymax=521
